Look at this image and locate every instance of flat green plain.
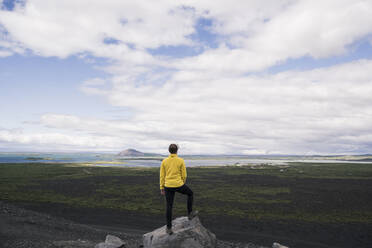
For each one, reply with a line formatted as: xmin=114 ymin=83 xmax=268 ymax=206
xmin=1 ymin=162 xmax=372 ymax=222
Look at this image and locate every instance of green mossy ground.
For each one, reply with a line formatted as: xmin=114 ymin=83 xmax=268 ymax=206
xmin=1 ymin=162 xmax=372 ymax=224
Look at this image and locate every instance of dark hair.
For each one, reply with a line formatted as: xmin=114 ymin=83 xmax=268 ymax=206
xmin=168 ymin=144 xmax=178 ymax=154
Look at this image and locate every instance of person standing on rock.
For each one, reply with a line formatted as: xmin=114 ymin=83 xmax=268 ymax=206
xmin=160 ymin=144 xmax=198 ymax=235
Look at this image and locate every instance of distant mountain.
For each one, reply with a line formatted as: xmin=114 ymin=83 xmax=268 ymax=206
xmin=117 ymin=149 xmax=162 ymax=157
xmin=118 ymin=149 xmax=144 ymax=156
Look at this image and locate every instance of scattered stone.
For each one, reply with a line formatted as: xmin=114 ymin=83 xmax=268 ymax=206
xmin=216 ymin=240 xmax=268 ymax=248
xmin=272 ymin=242 xmax=288 ymax=248
xmin=95 ymin=235 xmax=126 ymax=248
xmin=107 ymin=235 xmax=126 ymax=246
xmin=143 ymin=216 xmax=216 ymax=248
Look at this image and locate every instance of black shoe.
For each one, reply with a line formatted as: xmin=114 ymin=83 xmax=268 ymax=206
xmin=188 ymin=210 xmax=199 ymax=220
xmin=166 ymin=227 xmax=173 ymax=235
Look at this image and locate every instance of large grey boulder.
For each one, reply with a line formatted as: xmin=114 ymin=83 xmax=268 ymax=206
xmin=143 ymin=216 xmax=216 ymax=248
xmin=95 ymin=235 xmax=126 ymax=248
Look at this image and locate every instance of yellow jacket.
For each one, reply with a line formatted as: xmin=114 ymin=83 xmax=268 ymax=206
xmin=160 ymin=154 xmax=187 ymax=189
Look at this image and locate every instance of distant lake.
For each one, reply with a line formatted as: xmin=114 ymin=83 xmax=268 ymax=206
xmin=0 ymin=152 xmax=371 ymax=167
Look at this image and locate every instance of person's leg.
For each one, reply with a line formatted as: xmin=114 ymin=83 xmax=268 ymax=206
xmin=176 ymin=184 xmax=193 ymax=214
xmin=164 ymin=187 xmax=175 ymax=229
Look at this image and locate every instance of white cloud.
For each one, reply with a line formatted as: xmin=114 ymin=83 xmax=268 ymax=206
xmin=1 ymin=0 xmax=371 ymax=71
xmin=0 ymin=128 xmax=124 ymax=151
xmin=0 ymin=0 xmax=197 ymax=58
xmin=1 ymin=0 xmax=372 ymax=153
xmin=98 ymin=59 xmax=372 ymax=154
xmin=0 ymin=24 xmax=24 ymax=55
xmin=245 ymin=0 xmax=372 ymax=58
xmin=2 ymin=59 xmax=366 ymax=154
xmin=173 ymin=0 xmax=372 ymax=73
xmin=0 ymin=49 xmax=11 ymax=57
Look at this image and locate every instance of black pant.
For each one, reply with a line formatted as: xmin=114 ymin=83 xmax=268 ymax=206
xmin=164 ymin=184 xmax=193 ymax=228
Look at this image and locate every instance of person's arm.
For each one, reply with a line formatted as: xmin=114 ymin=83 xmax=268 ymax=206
xmin=181 ymin=159 xmax=187 ymax=184
xmin=160 ymin=160 xmax=165 ymax=193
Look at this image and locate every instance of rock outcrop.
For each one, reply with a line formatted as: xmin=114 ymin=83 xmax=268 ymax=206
xmin=143 ymin=216 xmax=216 ymax=248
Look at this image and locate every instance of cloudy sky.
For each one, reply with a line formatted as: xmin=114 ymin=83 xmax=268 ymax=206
xmin=1 ymin=0 xmax=372 ymax=155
